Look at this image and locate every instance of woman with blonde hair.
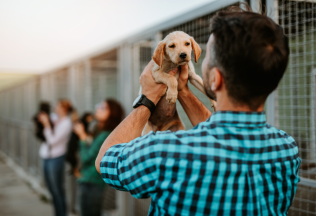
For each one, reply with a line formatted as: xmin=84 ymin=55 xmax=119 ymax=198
xmin=38 ymin=99 xmax=74 ymax=216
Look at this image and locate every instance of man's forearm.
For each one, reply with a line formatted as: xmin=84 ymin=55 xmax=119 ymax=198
xmin=178 ymin=86 xmax=212 ymax=127
xmin=95 ymin=106 xmax=150 ymax=173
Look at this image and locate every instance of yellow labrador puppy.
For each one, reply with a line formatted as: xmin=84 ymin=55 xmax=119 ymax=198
xmin=141 ymin=31 xmax=217 ymax=135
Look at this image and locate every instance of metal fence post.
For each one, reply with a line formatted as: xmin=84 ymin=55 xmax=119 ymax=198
xmin=152 ymin=32 xmax=162 ymax=54
xmin=311 ymin=69 xmax=316 ymax=174
xmin=69 ymin=64 xmax=77 ymax=107
xmin=49 ymin=73 xmax=56 ymax=105
xmin=132 ymin=44 xmax=141 ymax=100
xmin=250 ymin=0 xmax=260 ymax=12
xmin=118 ymin=43 xmax=134 ymax=114
xmin=116 ymin=44 xmax=132 ymax=216
xmin=84 ymin=59 xmax=92 ymax=111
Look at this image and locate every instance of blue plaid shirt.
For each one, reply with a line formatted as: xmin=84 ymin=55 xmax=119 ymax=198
xmin=100 ymin=111 xmax=301 ymax=215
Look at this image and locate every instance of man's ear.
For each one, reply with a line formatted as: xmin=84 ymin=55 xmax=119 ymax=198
xmin=152 ymin=41 xmax=165 ymax=67
xmin=190 ymin=37 xmax=201 ymax=63
xmin=210 ymin=67 xmax=223 ymax=92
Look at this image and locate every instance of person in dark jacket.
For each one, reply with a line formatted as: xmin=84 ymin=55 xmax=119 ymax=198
xmin=65 ymin=112 xmax=94 ymax=177
xmin=73 ymin=99 xmax=124 ymax=216
xmin=33 ymin=102 xmax=54 ymax=142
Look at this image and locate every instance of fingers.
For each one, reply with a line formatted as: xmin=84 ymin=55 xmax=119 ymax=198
xmin=74 ymin=122 xmax=83 ymax=129
xmin=180 ymin=64 xmax=189 ymax=76
xmin=168 ymin=68 xmax=178 ymax=76
xmin=38 ymin=112 xmax=45 ymax=118
xmin=140 ymin=60 xmax=154 ymax=82
xmin=73 ymin=123 xmax=84 ymax=134
xmin=142 ymin=60 xmax=154 ymax=75
xmin=38 ymin=113 xmax=47 ymax=121
xmin=180 ymin=64 xmax=189 ymax=70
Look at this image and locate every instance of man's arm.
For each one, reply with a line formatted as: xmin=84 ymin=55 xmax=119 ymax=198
xmin=177 ymin=65 xmax=212 ymax=127
xmin=178 ymin=87 xmax=212 ymax=127
xmin=96 ymin=106 xmax=151 ymax=173
xmin=95 ymin=61 xmax=169 ymax=173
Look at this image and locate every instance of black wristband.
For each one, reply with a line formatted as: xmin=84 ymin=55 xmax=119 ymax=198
xmin=132 ymin=94 xmax=156 ymax=115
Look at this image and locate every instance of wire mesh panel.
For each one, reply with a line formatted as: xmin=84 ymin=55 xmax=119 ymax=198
xmin=91 ymin=49 xmax=118 ymax=109
xmin=54 ymin=68 xmax=70 ymax=100
xmin=290 ymin=182 xmax=316 ymax=215
xmin=12 ymin=87 xmax=22 ymax=120
xmin=275 ymin=0 xmax=316 ymax=215
xmin=132 ymin=41 xmax=153 ymax=100
xmin=39 ymin=73 xmax=56 ymax=105
xmin=4 ymin=91 xmax=11 ymax=119
xmin=73 ymin=63 xmax=87 ymax=115
xmin=0 ymin=120 xmax=4 ymax=151
xmin=23 ymin=78 xmax=40 ymax=122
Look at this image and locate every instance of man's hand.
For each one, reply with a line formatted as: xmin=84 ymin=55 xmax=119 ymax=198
xmin=177 ymin=64 xmax=212 ymax=126
xmin=178 ymin=64 xmax=189 ymax=92
xmin=140 ymin=60 xmax=178 ymax=105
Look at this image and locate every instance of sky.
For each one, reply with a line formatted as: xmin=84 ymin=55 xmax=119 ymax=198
xmin=0 ymin=0 xmax=215 ymax=74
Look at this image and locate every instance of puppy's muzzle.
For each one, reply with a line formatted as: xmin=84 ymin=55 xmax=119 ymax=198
xmin=179 ymin=53 xmax=187 ymax=59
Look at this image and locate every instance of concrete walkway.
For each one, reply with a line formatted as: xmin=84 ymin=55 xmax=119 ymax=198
xmin=0 ymin=159 xmax=53 ymax=216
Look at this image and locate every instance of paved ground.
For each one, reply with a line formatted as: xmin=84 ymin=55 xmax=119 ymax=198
xmin=0 ymin=159 xmax=53 ymax=216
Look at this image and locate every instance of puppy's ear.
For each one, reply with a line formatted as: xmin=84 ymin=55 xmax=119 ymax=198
xmin=190 ymin=37 xmax=201 ymax=63
xmin=152 ymin=41 xmax=165 ymax=67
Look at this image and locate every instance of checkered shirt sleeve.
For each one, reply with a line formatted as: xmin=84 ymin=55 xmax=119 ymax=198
xmin=100 ymin=131 xmax=163 ymax=198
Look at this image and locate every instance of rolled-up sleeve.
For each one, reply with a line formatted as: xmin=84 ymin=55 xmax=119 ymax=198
xmin=100 ymin=132 xmax=162 ymax=198
xmin=100 ymin=143 xmax=126 ymax=190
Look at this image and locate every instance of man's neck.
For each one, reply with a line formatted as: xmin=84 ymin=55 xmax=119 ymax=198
xmin=215 ymin=96 xmax=264 ymax=112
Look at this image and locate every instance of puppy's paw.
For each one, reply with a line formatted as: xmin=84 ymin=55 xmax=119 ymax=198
xmin=166 ymin=89 xmax=178 ymax=104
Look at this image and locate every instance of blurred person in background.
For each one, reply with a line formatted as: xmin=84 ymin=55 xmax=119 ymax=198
xmin=33 ymin=101 xmax=54 ymax=142
xmin=73 ymin=99 xmax=124 ymax=216
xmin=65 ymin=112 xmax=94 ymax=177
xmin=38 ymin=99 xmax=74 ymax=216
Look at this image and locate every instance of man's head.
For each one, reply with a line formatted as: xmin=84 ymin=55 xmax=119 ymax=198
xmin=202 ymin=6 xmax=289 ymax=111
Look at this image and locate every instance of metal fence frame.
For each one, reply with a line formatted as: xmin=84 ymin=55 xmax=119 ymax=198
xmin=0 ymin=0 xmax=315 ymax=215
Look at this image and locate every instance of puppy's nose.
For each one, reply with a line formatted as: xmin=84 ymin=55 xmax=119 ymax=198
xmin=179 ymin=53 xmax=187 ymax=59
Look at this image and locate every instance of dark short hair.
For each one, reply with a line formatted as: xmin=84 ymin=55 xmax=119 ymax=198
xmin=208 ymin=5 xmax=289 ymax=110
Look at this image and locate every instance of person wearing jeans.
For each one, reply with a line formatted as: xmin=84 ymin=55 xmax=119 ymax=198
xmin=43 ymin=155 xmax=66 ymax=216
xmin=77 ymin=182 xmax=105 ymax=216
xmin=38 ymin=99 xmax=73 ymax=216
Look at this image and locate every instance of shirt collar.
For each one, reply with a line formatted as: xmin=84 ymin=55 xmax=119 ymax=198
xmin=208 ymin=111 xmax=267 ymax=128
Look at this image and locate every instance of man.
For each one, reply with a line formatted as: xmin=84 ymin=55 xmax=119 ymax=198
xmin=96 ymin=7 xmax=301 ymax=216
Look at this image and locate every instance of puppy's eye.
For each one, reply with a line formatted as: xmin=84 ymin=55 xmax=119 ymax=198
xmin=185 ymin=42 xmax=190 ymax=46
xmin=169 ymin=45 xmax=175 ymax=48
